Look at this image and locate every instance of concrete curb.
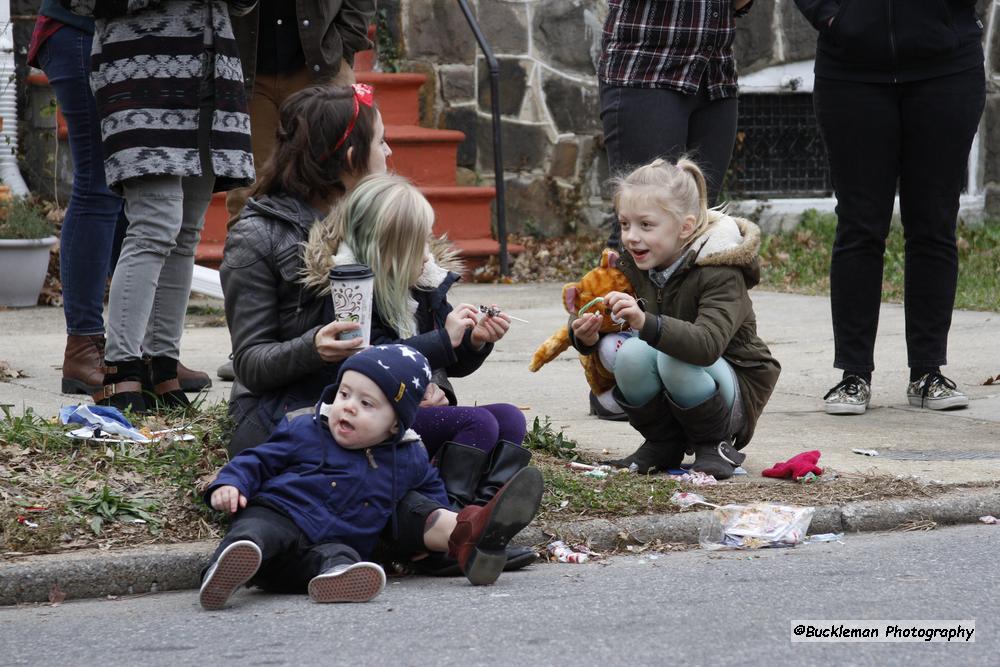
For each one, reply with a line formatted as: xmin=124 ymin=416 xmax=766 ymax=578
xmin=3 ymin=489 xmax=998 ymax=606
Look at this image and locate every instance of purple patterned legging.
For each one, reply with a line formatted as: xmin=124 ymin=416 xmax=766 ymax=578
xmin=411 ymin=403 xmax=526 ymax=458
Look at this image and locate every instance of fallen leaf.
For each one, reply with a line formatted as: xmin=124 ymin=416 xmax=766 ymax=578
xmin=0 ymin=360 xmax=26 ymax=380
xmin=48 ymin=584 xmax=66 ymax=605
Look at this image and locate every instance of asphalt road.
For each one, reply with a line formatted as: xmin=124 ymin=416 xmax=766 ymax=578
xmin=1 ymin=524 xmax=996 ymax=666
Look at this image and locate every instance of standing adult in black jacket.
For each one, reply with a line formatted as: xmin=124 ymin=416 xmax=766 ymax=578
xmin=795 ymin=0 xmax=984 ymax=415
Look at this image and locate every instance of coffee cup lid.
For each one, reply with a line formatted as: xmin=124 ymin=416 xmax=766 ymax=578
xmin=329 ymin=264 xmax=374 ymax=280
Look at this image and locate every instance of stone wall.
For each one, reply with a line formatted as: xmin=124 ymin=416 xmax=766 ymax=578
xmin=11 ymin=1 xmax=1000 ymax=225
xmin=386 ymin=0 xmax=1000 ymax=236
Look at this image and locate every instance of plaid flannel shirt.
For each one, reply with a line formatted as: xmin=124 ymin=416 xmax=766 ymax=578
xmin=599 ymin=0 xmax=752 ymax=100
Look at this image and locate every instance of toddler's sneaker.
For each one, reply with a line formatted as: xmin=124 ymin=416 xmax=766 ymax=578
xmin=308 ymin=562 xmax=386 ymax=603
xmin=907 ymin=372 xmax=969 ymax=410
xmin=823 ymin=375 xmax=871 ymax=415
xmin=199 ymin=540 xmax=261 ymax=610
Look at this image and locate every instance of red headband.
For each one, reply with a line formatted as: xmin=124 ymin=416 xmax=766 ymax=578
xmin=332 ymin=83 xmax=375 ymax=152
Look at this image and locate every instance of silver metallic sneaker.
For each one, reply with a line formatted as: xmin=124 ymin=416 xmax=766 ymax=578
xmin=823 ymin=375 xmax=871 ymax=415
xmin=907 ymin=373 xmax=969 ymax=410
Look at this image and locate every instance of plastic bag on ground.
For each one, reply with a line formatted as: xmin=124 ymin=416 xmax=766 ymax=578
xmin=59 ymin=404 xmax=149 ymax=443
xmin=699 ymin=502 xmax=815 ymax=550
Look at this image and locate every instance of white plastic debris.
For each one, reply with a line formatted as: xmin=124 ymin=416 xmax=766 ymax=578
xmin=852 ymin=448 xmax=879 ymax=457
xmin=546 ymin=540 xmax=595 ymax=564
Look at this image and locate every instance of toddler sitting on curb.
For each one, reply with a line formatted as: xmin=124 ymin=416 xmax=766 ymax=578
xmin=200 ymin=344 xmax=544 ymax=609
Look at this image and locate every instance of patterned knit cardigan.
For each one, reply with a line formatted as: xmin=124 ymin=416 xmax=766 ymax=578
xmin=67 ymin=0 xmax=256 ymax=191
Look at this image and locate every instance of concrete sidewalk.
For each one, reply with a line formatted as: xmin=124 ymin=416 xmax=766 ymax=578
xmin=2 ymin=286 xmax=1000 ymax=604
xmin=2 ymin=285 xmax=998 ymax=483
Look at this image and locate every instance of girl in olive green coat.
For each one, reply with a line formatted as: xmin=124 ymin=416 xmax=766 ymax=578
xmin=569 ymin=158 xmax=780 ymax=479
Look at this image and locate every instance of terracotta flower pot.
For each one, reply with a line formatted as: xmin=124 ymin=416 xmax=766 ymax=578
xmin=0 ymin=236 xmax=58 ymax=307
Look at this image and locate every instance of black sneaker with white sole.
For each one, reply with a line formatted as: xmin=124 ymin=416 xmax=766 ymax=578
xmin=199 ymin=540 xmax=262 ymax=610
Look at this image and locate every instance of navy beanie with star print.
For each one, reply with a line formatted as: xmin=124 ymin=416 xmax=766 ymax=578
xmin=336 ymin=344 xmax=431 ymax=433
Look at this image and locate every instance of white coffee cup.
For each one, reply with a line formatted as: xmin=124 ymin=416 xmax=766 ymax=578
xmin=328 ymin=264 xmax=375 ymax=346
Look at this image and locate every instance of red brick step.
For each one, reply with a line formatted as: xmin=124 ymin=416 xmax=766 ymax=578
xmin=386 ymin=125 xmax=464 ymax=187
xmin=356 ymin=72 xmax=426 ymax=127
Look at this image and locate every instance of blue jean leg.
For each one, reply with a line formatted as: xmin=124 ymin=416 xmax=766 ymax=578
xmin=37 ymin=26 xmax=123 ymax=336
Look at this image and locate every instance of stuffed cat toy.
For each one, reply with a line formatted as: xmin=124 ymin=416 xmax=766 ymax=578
xmin=528 ymin=248 xmax=634 ymax=395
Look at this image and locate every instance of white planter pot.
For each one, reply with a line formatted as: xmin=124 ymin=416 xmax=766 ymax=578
xmin=0 ymin=236 xmax=58 ymax=307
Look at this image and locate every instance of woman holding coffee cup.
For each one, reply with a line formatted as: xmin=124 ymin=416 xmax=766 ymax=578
xmin=221 ymin=84 xmax=385 ymax=454
xmin=222 ymin=86 xmax=526 ymax=474
xmin=222 ymin=85 xmax=536 ymax=574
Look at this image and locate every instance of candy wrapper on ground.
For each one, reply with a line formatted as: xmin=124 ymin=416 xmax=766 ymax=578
xmin=547 ymin=540 xmax=597 ymax=563
xmin=699 ymin=502 xmax=816 ymax=550
xmin=666 ymin=470 xmax=718 ymax=486
xmin=671 ymin=490 xmax=718 ymax=509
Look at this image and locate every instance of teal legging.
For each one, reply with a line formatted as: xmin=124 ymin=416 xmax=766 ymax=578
xmin=613 ymin=336 xmax=737 ymax=408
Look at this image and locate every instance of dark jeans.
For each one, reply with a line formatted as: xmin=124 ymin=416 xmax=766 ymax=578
xmin=37 ymin=26 xmax=125 ymax=336
xmin=211 ymin=504 xmax=361 ymax=594
xmin=600 ymin=84 xmax=738 ymax=247
xmin=814 ymin=67 xmax=985 ymax=373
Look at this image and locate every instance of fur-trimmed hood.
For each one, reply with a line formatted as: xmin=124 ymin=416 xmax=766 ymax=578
xmin=681 ymin=210 xmax=762 ymax=287
xmin=689 ymin=210 xmax=761 ymax=268
xmin=299 ymin=211 xmax=464 ymax=296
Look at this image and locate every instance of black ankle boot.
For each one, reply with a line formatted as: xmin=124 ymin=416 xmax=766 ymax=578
xmin=474 ymin=440 xmax=532 ymax=505
xmin=602 ymin=388 xmax=686 ymax=474
xmin=435 ymin=442 xmax=488 ymax=509
xmin=92 ymin=358 xmax=147 ymax=415
xmin=148 ymin=356 xmax=191 ymax=411
xmin=665 ymin=388 xmax=745 ymax=480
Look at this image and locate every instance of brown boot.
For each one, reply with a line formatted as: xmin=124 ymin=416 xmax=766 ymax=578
xmin=447 ymin=467 xmax=543 ymax=586
xmin=62 ymin=334 xmax=106 ymax=395
xmin=177 ymin=361 xmax=212 ymax=392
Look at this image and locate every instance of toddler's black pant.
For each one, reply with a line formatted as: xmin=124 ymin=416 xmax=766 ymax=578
xmin=210 ymin=504 xmax=361 ymax=594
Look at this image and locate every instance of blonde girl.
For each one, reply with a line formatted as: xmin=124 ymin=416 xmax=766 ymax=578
xmin=570 ymin=158 xmax=780 ymax=479
xmin=302 ymin=174 xmax=537 ymax=572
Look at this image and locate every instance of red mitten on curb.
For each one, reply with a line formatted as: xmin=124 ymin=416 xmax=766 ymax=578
xmin=762 ymin=450 xmax=823 ymax=479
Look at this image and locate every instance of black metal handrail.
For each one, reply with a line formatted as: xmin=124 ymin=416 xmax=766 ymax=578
xmin=455 ymin=0 xmax=509 ymax=276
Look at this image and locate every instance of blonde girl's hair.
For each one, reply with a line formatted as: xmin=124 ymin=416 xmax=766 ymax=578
xmin=336 ymin=174 xmax=435 ymax=337
xmin=612 ymin=157 xmax=714 ymax=247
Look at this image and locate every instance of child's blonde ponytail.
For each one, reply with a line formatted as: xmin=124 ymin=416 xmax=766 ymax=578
xmin=676 ymin=157 xmax=709 ymax=231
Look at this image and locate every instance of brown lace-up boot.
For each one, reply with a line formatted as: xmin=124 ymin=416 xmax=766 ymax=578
xmin=61 ymin=334 xmax=106 ymax=395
